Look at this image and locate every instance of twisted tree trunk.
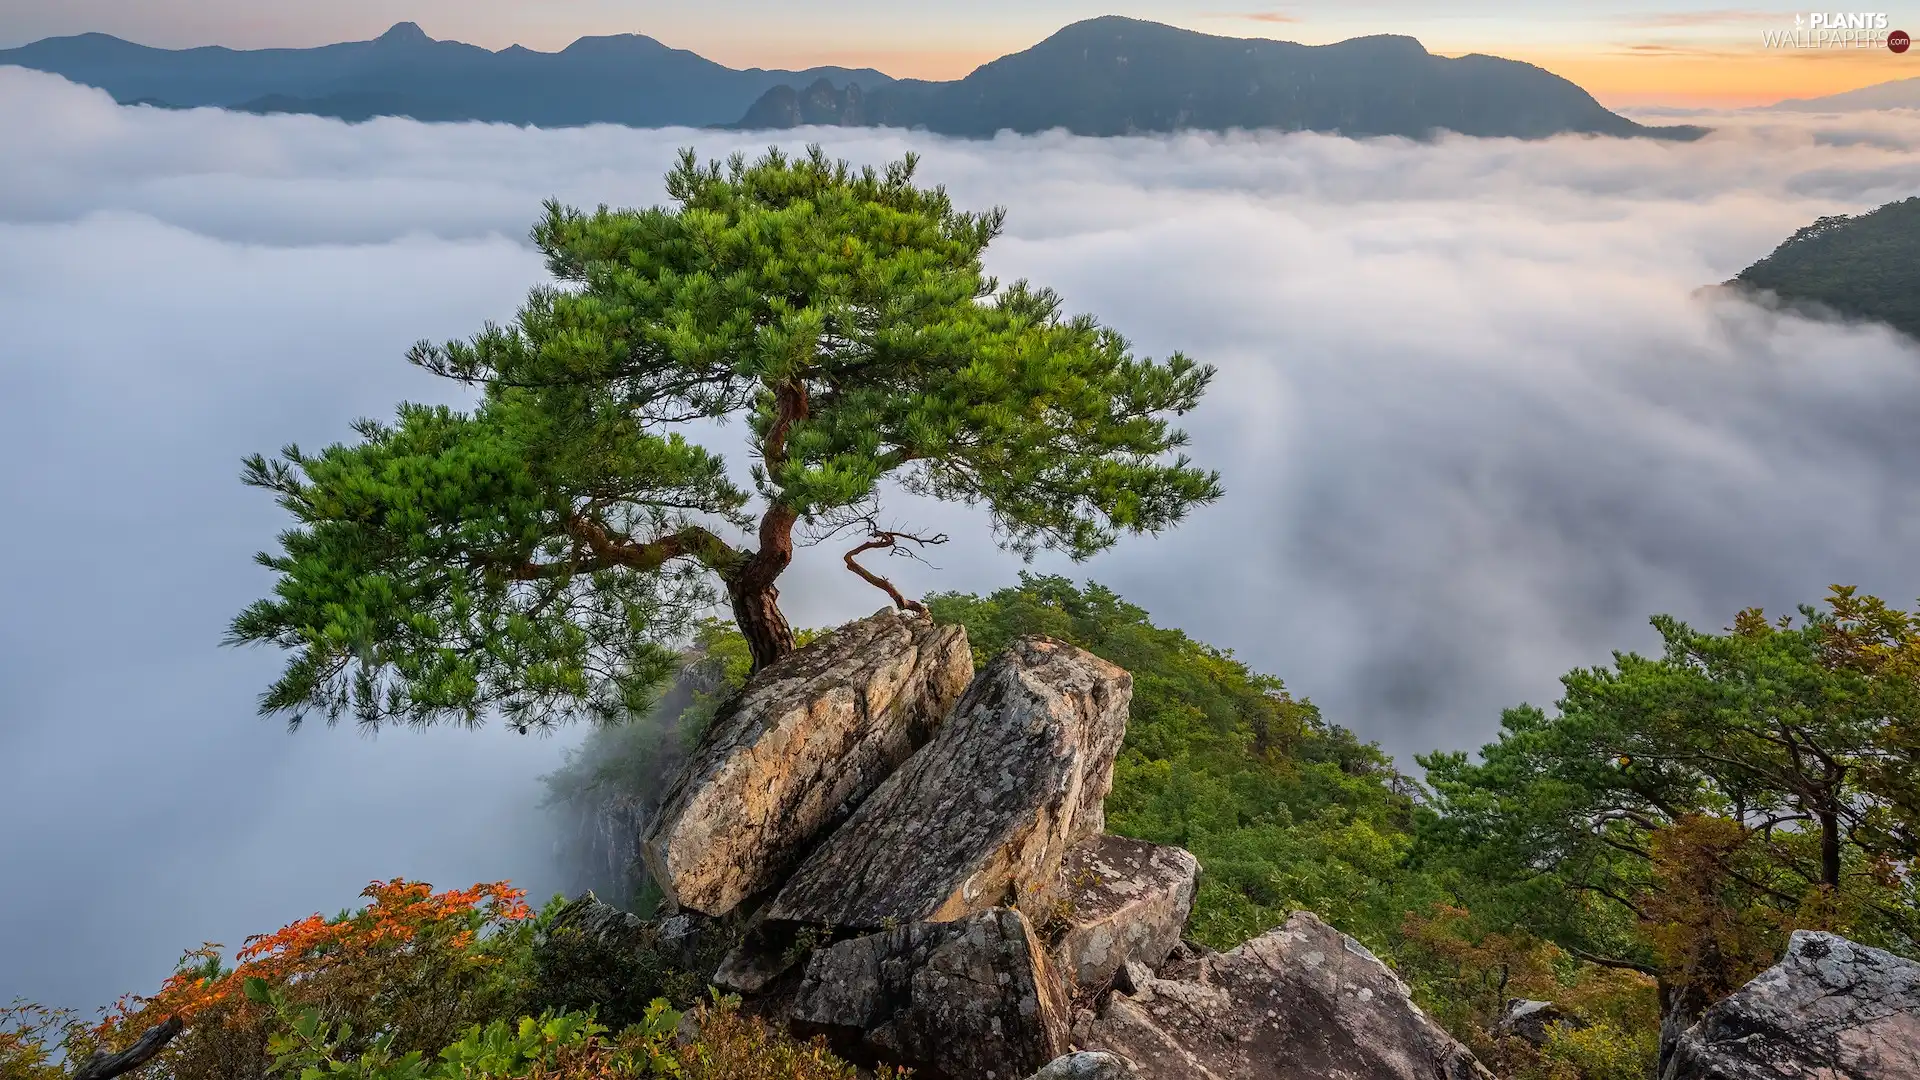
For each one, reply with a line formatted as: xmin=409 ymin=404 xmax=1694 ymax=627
xmin=730 ymin=502 xmax=798 ymax=672
xmin=729 ymin=575 xmax=795 ymax=673
xmin=729 ymin=380 xmax=807 ymax=673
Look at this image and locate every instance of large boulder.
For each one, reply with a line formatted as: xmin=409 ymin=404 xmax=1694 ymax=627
xmin=767 ymin=637 xmax=1131 ymax=929
xmin=1049 ymin=834 xmax=1200 ymax=999
xmin=790 ymin=907 xmax=1071 ymax=1080
xmin=641 ymin=609 xmax=972 ymax=916
xmin=1663 ymin=930 xmax=1920 ymax=1080
xmin=1076 ymin=911 xmax=1493 ymax=1080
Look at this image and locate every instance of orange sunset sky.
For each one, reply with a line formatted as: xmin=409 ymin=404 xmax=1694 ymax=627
xmin=1 ymin=2 xmax=1916 ymax=107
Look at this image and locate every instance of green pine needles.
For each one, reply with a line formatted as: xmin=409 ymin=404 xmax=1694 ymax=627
xmin=229 ymin=147 xmax=1221 ymax=733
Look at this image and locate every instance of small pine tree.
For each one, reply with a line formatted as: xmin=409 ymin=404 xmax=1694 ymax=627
xmin=229 ymin=147 xmax=1220 ymax=731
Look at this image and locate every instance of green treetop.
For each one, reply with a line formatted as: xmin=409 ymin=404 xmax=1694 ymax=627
xmin=229 ymin=148 xmax=1221 ymax=732
xmin=1419 ymin=586 xmax=1920 ymax=1035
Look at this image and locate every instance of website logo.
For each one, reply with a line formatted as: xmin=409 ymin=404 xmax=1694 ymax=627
xmin=1763 ymin=11 xmax=1905 ymax=47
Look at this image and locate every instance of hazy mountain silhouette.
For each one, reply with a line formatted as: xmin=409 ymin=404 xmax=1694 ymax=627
xmin=1766 ymin=75 xmax=1920 ymax=112
xmin=1 ymin=16 xmax=1704 ymax=140
xmin=738 ymin=18 xmax=1707 ymax=140
xmin=0 ymin=21 xmax=895 ymax=127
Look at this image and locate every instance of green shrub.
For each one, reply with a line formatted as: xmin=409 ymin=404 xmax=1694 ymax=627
xmin=1 ymin=1002 xmax=94 ymax=1080
xmin=249 ymin=976 xmax=681 ymax=1079
xmin=252 ymin=977 xmax=876 ymax=1080
xmin=527 ymin=902 xmax=738 ymax=1022
xmin=1536 ymin=1022 xmax=1656 ymax=1080
xmin=676 ymin=996 xmax=900 ymax=1080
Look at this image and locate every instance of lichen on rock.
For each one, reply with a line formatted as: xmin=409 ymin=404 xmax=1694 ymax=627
xmin=1662 ymin=930 xmax=1920 ymax=1080
xmin=790 ymin=907 xmax=1072 ymax=1080
xmin=641 ymin=609 xmax=972 ymax=916
xmin=767 ymin=637 xmax=1132 ymax=930
xmin=1076 ymin=911 xmax=1493 ymax=1080
xmin=1047 ymin=834 xmax=1199 ymax=1000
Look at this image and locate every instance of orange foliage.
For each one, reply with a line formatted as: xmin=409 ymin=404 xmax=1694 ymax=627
xmin=103 ymin=879 xmax=530 ymax=1032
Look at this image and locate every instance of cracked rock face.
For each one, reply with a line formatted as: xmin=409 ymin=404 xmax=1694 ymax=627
xmin=768 ymin=637 xmax=1132 ymax=929
xmin=1050 ymin=834 xmax=1200 ymax=999
xmin=1663 ymin=931 xmax=1920 ymax=1080
xmin=791 ymin=907 xmax=1071 ymax=1080
xmin=1075 ymin=911 xmax=1493 ymax=1080
xmin=640 ymin=609 xmax=972 ymax=917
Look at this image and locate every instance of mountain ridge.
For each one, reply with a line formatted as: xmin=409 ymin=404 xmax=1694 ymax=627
xmin=1766 ymin=74 xmax=1920 ymax=112
xmin=0 ymin=15 xmax=1706 ymax=140
xmin=0 ymin=21 xmax=898 ymax=128
xmin=739 ymin=17 xmax=1705 ymax=140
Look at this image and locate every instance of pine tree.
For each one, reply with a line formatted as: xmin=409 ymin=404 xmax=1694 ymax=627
xmin=1419 ymin=587 xmax=1920 ymax=1051
xmin=229 ymin=148 xmax=1221 ymax=731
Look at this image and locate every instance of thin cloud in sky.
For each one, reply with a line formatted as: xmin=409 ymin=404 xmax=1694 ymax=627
xmin=1201 ymin=12 xmax=1307 ymax=24
xmin=4 ymin=66 xmax=1920 ymax=1013
xmin=1612 ymin=42 xmax=1749 ymax=56
xmin=1616 ymin=9 xmax=1784 ymax=28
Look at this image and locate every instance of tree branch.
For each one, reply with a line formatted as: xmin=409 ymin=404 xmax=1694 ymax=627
xmin=1592 ymin=832 xmax=1655 ymax=862
xmin=1569 ymin=880 xmax=1653 ymax=921
xmin=1563 ymin=944 xmax=1660 ymax=977
xmin=478 ymin=521 xmax=744 ymax=581
xmin=842 ymin=526 xmax=948 ymax=614
xmin=71 ymin=1016 xmax=184 ymax=1080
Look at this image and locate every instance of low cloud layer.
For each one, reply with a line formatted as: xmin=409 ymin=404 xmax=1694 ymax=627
xmin=5 ymin=67 xmax=1920 ymax=1009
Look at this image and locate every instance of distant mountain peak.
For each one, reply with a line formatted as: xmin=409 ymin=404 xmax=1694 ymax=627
xmin=375 ymin=22 xmax=430 ymax=45
xmin=1320 ymin=33 xmax=1430 ymax=55
xmin=1041 ymin=16 xmax=1428 ymax=53
xmin=560 ymin=32 xmax=672 ymax=56
xmin=1060 ymin=14 xmax=1170 ymax=30
xmin=1040 ymin=16 xmax=1207 ymax=42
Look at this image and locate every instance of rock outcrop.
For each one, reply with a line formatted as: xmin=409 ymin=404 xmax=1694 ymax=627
xmin=1497 ymin=999 xmax=1584 ymax=1047
xmin=538 ymin=892 xmax=729 ymax=975
xmin=542 ymin=891 xmax=653 ymax=946
xmin=641 ymin=609 xmax=972 ymax=916
xmin=1049 ymin=834 xmax=1200 ymax=999
xmin=767 ymin=638 xmax=1131 ymax=929
xmin=1076 ymin=911 xmax=1493 ymax=1080
xmin=791 ymin=907 xmax=1071 ymax=1080
xmin=562 ymin=619 xmax=1505 ymax=1080
xmin=1663 ymin=930 xmax=1920 ymax=1080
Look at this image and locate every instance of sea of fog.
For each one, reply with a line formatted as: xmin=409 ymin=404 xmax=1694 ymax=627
xmin=4 ymin=64 xmax=1920 ymax=1009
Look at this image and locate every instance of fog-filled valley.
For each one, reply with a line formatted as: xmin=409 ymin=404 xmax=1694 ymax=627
xmin=5 ymin=63 xmax=1920 ymax=1016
